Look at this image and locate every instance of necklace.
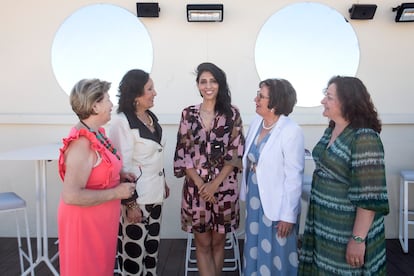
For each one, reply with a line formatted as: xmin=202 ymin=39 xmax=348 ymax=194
xmin=262 ymin=119 xmax=277 ymax=130
xmin=199 ymin=109 xmax=215 ymax=131
xmin=137 ymin=112 xmax=154 ymax=127
xmin=200 ymin=108 xmax=215 ymax=115
xmin=80 ymin=121 xmax=120 ymax=160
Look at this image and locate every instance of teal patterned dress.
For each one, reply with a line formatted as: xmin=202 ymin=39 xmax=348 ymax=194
xmin=298 ymin=126 xmax=389 ymax=275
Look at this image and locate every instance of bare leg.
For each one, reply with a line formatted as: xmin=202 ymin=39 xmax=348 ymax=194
xmin=194 ymin=231 xmax=215 ymax=276
xmin=194 ymin=231 xmax=226 ymax=276
xmin=211 ymin=231 xmax=226 ymax=275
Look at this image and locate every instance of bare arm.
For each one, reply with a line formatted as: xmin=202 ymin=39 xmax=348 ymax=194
xmin=185 ymin=168 xmax=205 ymax=189
xmin=346 ymin=207 xmax=375 ymax=266
xmin=61 ymin=137 xmax=134 ymax=206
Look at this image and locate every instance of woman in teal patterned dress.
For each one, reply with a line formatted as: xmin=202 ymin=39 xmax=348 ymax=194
xmin=299 ymin=76 xmax=389 ymax=275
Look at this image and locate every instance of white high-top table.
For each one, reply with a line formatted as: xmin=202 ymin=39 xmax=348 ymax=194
xmin=0 ymin=143 xmax=61 ymax=275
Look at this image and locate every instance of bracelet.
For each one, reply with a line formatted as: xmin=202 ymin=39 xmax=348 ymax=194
xmin=125 ymin=201 xmax=139 ymax=209
xmin=351 ymin=234 xmax=366 ymax=243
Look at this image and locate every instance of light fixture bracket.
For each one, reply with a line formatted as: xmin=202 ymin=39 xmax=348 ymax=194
xmin=187 ymin=4 xmax=223 ymax=22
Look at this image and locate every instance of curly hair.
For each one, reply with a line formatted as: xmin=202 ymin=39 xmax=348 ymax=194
xmin=327 ymin=76 xmax=381 ymax=133
xmin=195 ymin=62 xmax=233 ymax=118
xmin=116 ymin=69 xmax=150 ymax=114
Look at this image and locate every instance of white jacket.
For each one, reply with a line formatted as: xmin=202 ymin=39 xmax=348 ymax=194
xmin=240 ymin=114 xmax=304 ymax=223
xmin=109 ymin=112 xmax=166 ymax=204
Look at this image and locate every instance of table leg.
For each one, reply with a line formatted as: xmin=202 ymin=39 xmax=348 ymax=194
xmin=30 ymin=160 xmax=59 ymax=275
xmin=34 ymin=161 xmax=42 ymax=262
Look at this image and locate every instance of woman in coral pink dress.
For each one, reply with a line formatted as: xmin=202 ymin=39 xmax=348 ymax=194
xmin=58 ymin=79 xmax=136 ymax=276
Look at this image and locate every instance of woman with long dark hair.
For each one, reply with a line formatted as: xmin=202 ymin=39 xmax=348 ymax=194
xmin=174 ymin=62 xmax=245 ymax=276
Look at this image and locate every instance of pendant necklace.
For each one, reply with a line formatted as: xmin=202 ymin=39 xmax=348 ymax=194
xmin=137 ymin=112 xmax=154 ymax=127
xmin=80 ymin=121 xmax=121 ymax=160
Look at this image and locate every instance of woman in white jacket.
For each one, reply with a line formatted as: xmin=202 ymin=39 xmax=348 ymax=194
xmin=240 ymin=78 xmax=304 ymax=275
xmin=109 ymin=69 xmax=169 ymax=275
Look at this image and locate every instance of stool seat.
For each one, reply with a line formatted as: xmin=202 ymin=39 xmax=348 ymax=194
xmin=301 ymin=175 xmax=312 ymax=202
xmin=401 ymin=170 xmax=414 ymax=181
xmin=0 ymin=192 xmax=26 ymax=210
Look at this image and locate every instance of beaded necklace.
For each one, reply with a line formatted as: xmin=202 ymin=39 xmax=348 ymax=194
xmin=80 ymin=121 xmax=120 ymax=160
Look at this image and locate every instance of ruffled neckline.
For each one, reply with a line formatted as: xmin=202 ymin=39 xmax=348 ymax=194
xmin=60 ymin=127 xmax=106 ymax=154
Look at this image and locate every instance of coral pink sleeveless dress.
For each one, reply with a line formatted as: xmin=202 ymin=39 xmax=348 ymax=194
xmin=58 ymin=127 xmax=122 ymax=276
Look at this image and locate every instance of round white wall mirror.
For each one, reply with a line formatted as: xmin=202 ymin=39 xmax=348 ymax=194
xmin=255 ymin=2 xmax=360 ymax=107
xmin=51 ymin=4 xmax=153 ymax=104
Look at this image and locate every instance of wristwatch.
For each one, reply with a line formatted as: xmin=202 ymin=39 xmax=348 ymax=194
xmin=351 ymin=234 xmax=366 ymax=243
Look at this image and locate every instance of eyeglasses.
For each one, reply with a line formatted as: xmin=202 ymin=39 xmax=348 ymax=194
xmin=256 ymin=91 xmax=270 ymax=100
xmin=132 ymin=166 xmax=143 ymax=183
xmin=322 ymin=88 xmax=337 ymax=101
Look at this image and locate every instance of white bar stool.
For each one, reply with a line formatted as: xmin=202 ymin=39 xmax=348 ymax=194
xmin=0 ymin=192 xmax=34 ymax=275
xmin=399 ymin=170 xmax=414 ymax=253
xmin=185 ymin=231 xmax=242 ymax=276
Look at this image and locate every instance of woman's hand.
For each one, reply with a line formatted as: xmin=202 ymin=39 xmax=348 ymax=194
xmin=199 ymin=183 xmax=217 ymax=204
xmin=120 ymin=171 xmax=137 ymax=183
xmin=346 ymin=239 xmax=366 ymax=267
xmin=123 ymin=204 xmax=143 ymax=224
xmin=276 ymin=221 xmax=294 ymax=238
xmin=117 ymin=182 xmax=136 ymax=199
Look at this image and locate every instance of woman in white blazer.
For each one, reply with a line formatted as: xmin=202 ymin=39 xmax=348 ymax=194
xmin=109 ymin=69 xmax=169 ymax=276
xmin=240 ymin=78 xmax=304 ymax=276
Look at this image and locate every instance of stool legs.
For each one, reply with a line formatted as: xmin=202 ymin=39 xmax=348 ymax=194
xmin=399 ymin=176 xmax=414 ymax=254
xmin=18 ymin=208 xmax=34 ymax=276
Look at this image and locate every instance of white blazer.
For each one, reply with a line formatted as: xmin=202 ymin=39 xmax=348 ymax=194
xmin=240 ymin=114 xmax=304 ymax=223
xmin=108 ymin=113 xmax=166 ymax=204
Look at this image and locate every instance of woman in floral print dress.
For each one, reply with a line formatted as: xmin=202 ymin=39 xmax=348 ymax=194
xmin=174 ymin=62 xmax=245 ymax=276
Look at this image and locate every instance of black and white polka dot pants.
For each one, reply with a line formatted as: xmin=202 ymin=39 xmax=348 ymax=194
xmin=117 ymin=203 xmax=162 ymax=276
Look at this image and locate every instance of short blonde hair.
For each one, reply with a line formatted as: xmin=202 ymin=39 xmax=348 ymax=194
xmin=70 ymin=79 xmax=111 ymax=120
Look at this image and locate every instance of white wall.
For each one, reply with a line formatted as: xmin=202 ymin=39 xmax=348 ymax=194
xmin=1 ymin=0 xmax=414 ymax=239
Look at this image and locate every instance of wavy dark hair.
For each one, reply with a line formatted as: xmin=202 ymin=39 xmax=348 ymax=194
xmin=259 ymin=78 xmax=297 ymax=116
xmin=327 ymin=76 xmax=381 ymax=133
xmin=196 ymin=62 xmax=232 ymax=118
xmin=116 ymin=69 xmax=150 ymax=114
